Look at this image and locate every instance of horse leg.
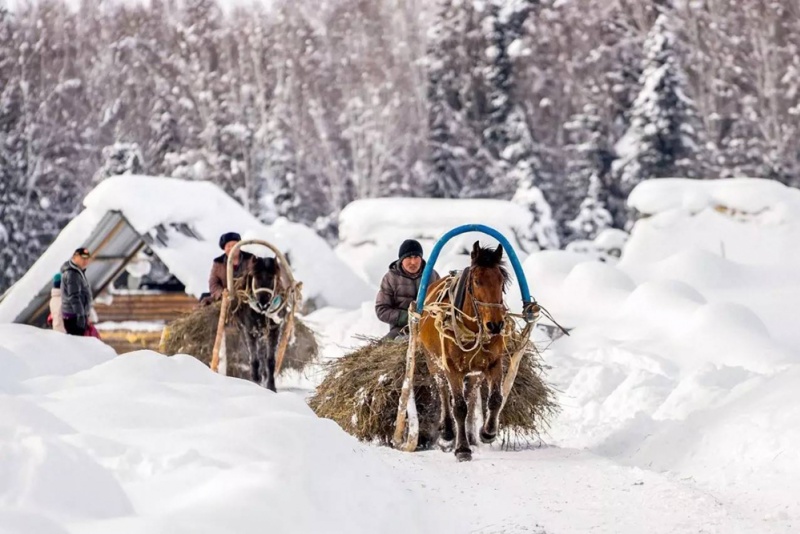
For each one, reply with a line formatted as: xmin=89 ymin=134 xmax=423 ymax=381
xmin=445 ymin=371 xmax=471 ymax=462
xmin=433 ymin=373 xmax=454 ymax=450
xmin=264 ymin=323 xmax=278 ymax=392
xmin=244 ymin=326 xmax=261 ymax=385
xmin=465 ymin=375 xmax=482 ymax=447
xmin=480 ymin=358 xmax=504 ymax=444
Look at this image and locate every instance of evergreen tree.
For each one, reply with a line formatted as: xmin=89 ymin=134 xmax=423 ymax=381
xmin=612 ymin=14 xmax=707 ymax=199
xmin=567 ymin=174 xmax=613 ymax=241
xmin=561 ymin=103 xmax=615 ymax=240
xmin=93 ymin=143 xmax=145 ymax=183
xmin=425 ymin=0 xmax=471 ymax=198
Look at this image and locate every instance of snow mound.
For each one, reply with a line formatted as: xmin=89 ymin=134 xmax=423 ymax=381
xmin=0 ymin=325 xmax=447 ymax=533
xmin=623 ymin=178 xmax=800 ymax=267
xmin=527 ymin=178 xmax=800 ymax=525
xmin=336 ymin=197 xmax=536 ymax=287
xmin=628 ymin=177 xmax=799 ymax=216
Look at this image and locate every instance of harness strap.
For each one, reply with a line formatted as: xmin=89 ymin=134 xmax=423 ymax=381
xmin=453 ymin=267 xmax=470 ymax=312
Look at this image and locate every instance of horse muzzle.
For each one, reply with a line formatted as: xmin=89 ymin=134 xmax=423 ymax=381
xmin=485 ymin=320 xmax=504 ymax=336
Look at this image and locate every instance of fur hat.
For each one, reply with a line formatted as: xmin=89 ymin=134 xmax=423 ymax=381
xmin=219 ymin=232 xmax=241 ymax=250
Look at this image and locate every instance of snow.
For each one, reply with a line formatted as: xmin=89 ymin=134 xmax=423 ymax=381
xmin=628 ymin=177 xmax=798 ymax=216
xmin=4 ymin=177 xmax=800 ymax=532
xmin=0 ymin=175 xmax=373 ymax=323
xmin=523 ymin=178 xmax=800 ymax=532
xmin=336 ymin=197 xmax=537 ymax=288
xmin=94 ymin=321 xmax=165 ymax=332
xmin=0 ymin=325 xmax=447 ymax=534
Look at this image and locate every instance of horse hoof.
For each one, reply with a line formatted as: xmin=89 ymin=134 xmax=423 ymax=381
xmin=467 ymin=433 xmax=479 ymax=447
xmin=480 ymin=429 xmax=497 ymax=444
xmin=455 ymin=450 xmax=472 ymax=462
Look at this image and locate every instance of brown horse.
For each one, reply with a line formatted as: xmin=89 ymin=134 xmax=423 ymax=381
xmin=418 ymin=241 xmax=510 ymax=461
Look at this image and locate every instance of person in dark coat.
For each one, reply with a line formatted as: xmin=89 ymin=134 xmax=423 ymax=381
xmin=61 ymin=247 xmax=93 ymax=336
xmin=375 ymin=239 xmax=440 ymax=340
xmin=207 ymin=232 xmax=255 ymax=302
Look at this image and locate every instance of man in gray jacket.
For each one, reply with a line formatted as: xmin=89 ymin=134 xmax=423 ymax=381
xmin=61 ymin=247 xmax=93 ymax=336
xmin=375 ymin=239 xmax=440 ymax=340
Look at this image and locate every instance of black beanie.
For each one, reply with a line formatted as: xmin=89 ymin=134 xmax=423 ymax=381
xmin=219 ymin=232 xmax=241 ymax=250
xmin=398 ymin=239 xmax=424 ymax=260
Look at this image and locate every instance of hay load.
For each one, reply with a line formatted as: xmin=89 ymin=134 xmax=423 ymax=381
xmin=159 ymin=301 xmax=319 ymax=378
xmin=308 ymin=337 xmax=558 ymax=448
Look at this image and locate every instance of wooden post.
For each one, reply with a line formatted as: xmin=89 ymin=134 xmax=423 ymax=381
xmin=210 ymin=289 xmax=230 ymax=373
xmin=273 ymin=290 xmax=296 ymax=375
xmin=393 ymin=306 xmax=419 ymax=452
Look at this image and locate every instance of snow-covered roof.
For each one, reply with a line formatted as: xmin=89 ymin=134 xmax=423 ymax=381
xmin=0 ymin=176 xmax=372 ymax=324
xmin=336 ymin=197 xmax=536 ymax=287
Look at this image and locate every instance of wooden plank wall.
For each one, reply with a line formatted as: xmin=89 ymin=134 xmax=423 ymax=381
xmin=94 ymin=292 xmax=199 ymax=354
xmin=95 ymin=292 xmax=198 ymax=323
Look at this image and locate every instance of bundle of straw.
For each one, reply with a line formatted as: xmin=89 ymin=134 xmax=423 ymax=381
xmin=308 ymin=337 xmax=557 ymax=449
xmin=160 ymin=301 xmax=318 ymax=378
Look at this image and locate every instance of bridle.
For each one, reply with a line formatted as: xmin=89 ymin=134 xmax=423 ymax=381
xmin=430 ymin=266 xmax=509 ymax=359
xmin=245 ymin=273 xmax=288 ymax=321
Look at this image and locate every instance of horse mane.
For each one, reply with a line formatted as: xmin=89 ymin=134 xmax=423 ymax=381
xmin=470 ymin=244 xmax=510 ymax=288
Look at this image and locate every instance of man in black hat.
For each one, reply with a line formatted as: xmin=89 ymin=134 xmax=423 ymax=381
xmin=375 ymin=239 xmax=440 ymax=339
xmin=208 ymin=232 xmax=255 ymax=301
xmin=61 ymin=247 xmax=93 ymax=336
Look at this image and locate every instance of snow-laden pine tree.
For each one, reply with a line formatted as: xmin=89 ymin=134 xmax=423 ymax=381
xmin=425 ymin=0 xmax=472 ymax=198
xmin=612 ymin=13 xmax=707 ymax=199
xmin=480 ymin=0 xmax=559 ymax=248
xmin=567 ymin=174 xmax=613 ymax=241
xmin=0 ymin=6 xmax=88 ymax=292
xmin=561 ymin=103 xmax=615 ymax=241
xmin=93 ymin=143 xmax=144 ymax=183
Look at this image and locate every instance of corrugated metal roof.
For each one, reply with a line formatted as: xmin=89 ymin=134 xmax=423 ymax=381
xmin=13 ymin=211 xmax=146 ymax=325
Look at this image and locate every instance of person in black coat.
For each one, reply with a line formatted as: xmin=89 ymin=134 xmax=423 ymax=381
xmin=61 ymin=247 xmax=93 ymax=336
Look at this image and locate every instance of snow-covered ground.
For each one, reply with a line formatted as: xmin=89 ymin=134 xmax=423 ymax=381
xmin=0 ymin=326 xmax=450 ymax=534
xmin=3 ymin=178 xmax=799 ymax=533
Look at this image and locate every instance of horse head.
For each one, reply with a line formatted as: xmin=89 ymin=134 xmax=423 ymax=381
xmin=469 ymin=241 xmax=508 ymax=336
xmin=246 ymin=256 xmax=282 ymax=314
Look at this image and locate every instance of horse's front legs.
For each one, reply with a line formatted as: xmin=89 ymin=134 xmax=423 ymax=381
xmin=263 ymin=323 xmax=279 ymax=392
xmin=433 ymin=373 xmax=454 ymax=449
xmin=465 ymin=374 xmax=482 ymax=446
xmin=243 ymin=325 xmax=262 ymax=384
xmin=445 ymin=371 xmax=471 ymax=461
xmin=480 ymin=358 xmax=504 ymax=444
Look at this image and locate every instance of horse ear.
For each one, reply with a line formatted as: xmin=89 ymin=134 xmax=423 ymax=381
xmin=471 ymin=241 xmax=481 ymax=260
xmin=493 ymin=244 xmax=504 ymax=263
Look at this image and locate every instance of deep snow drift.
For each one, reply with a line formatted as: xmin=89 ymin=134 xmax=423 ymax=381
xmin=0 ymin=325 xmax=449 ymax=534
xmin=528 ymin=178 xmax=800 ymax=530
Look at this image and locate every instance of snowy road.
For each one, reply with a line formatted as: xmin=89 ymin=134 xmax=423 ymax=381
xmin=376 ymin=445 xmax=787 ymax=534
